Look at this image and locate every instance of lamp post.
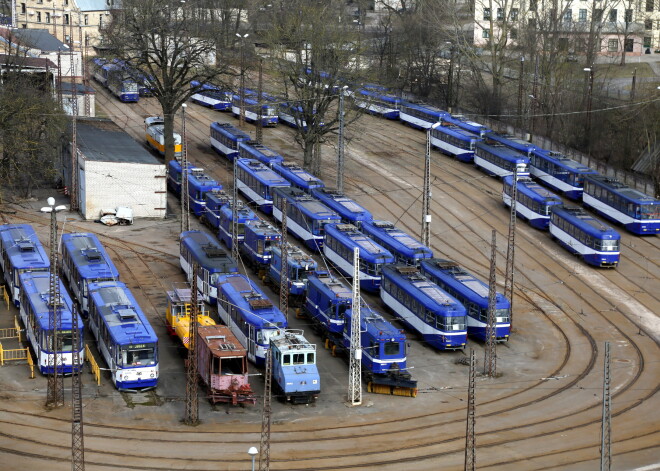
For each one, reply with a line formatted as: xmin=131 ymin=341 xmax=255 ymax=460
xmin=247 ymin=446 xmax=258 ymax=471
xmin=517 ymin=56 xmax=524 ymax=129
xmin=446 ymin=42 xmax=455 ymax=112
xmin=41 ymin=197 xmax=67 ymax=409
xmin=584 ymin=66 xmax=594 ymax=159
xmin=236 ymin=33 xmax=249 ymax=128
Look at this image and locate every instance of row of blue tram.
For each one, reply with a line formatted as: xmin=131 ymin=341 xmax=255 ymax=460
xmin=91 ymin=58 xmax=140 ymax=103
xmin=0 ymin=225 xmax=159 ymax=389
xmin=358 ymin=89 xmax=659 ymax=236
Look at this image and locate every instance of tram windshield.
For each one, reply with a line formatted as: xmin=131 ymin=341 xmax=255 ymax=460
xmin=639 ymin=204 xmax=660 ymax=220
xmin=121 ymin=344 xmax=157 ymax=367
xmin=438 ymin=315 xmax=466 ymax=331
xmin=383 ymin=341 xmax=401 ymax=357
xmin=597 ymin=240 xmax=619 ymax=252
xmin=258 ymin=328 xmax=282 ymax=345
xmin=496 ymin=308 xmax=511 ymax=323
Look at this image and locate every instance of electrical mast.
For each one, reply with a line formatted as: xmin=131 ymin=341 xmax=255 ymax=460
xmin=279 ymin=199 xmax=288 ymax=318
xmin=180 ymin=104 xmax=190 ymax=234
xmin=484 ymin=229 xmax=497 ymax=378
xmin=348 ymin=247 xmax=362 ymax=406
xmin=258 ymin=348 xmax=272 ymax=471
xmin=184 ymin=265 xmax=199 ymax=425
xmin=45 ymin=202 xmax=64 ymax=409
xmin=504 ymin=167 xmax=518 ymax=328
xmin=464 ymin=348 xmax=475 ymax=471
xmin=336 ymin=87 xmax=346 ymax=193
xmin=421 ymin=129 xmax=431 ymax=247
xmin=71 ymin=303 xmax=85 ymax=471
xmin=256 ymin=58 xmax=263 ymax=144
xmin=231 ymin=157 xmax=239 ymax=264
xmin=600 ymin=341 xmax=611 ymax=471
xmin=70 ymin=54 xmax=79 ymax=212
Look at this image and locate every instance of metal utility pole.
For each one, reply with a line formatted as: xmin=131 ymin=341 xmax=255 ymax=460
xmin=279 ymin=199 xmax=288 ymax=318
xmin=79 ymin=15 xmax=90 ymax=117
xmin=348 ymin=247 xmax=362 ymax=406
xmin=530 ymin=55 xmax=539 ymax=139
xmin=236 ymin=33 xmax=249 ymax=128
xmin=43 ymin=198 xmax=65 ymax=409
xmin=600 ymin=341 xmax=611 ymax=471
xmin=421 ymin=129 xmax=431 ymax=247
xmin=231 ymin=158 xmax=240 ymax=264
xmin=464 ymin=348 xmax=475 ymax=471
xmin=184 ymin=265 xmax=200 ymax=425
xmin=630 ymin=68 xmax=637 ymax=102
xmin=70 ymin=57 xmax=79 ymax=212
xmin=584 ymin=66 xmax=595 ymax=153
xmin=504 ymin=167 xmax=517 ymax=328
xmin=258 ymin=348 xmax=272 ymax=471
xmin=447 ymin=44 xmax=455 ymax=111
xmin=337 ymin=87 xmax=346 ymax=193
xmin=57 ymin=50 xmax=63 ymax=107
xmin=180 ymin=104 xmax=190 ymax=234
xmin=517 ymin=57 xmax=524 ymax=129
xmin=71 ymin=304 xmax=85 ymax=471
xmin=484 ymin=230 xmax=497 ymax=378
xmin=256 ymin=58 xmax=263 ymax=144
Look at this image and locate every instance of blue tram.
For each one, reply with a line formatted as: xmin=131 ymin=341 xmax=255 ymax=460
xmin=87 ymin=281 xmax=159 ymax=390
xmin=361 ymin=220 xmax=433 ymax=266
xmin=0 ymin=224 xmax=49 ymax=307
xmin=420 ymin=259 xmax=511 ymax=342
xmin=230 ymin=95 xmax=279 ymax=127
xmin=529 ymin=149 xmax=598 ymax=200
xmin=352 ymin=88 xmax=401 ymax=119
xmin=167 ymin=159 xmax=187 ymax=196
xmin=240 ymin=219 xmax=281 ymax=275
xmin=430 ymin=122 xmax=481 ymax=162
xmin=270 ymin=329 xmax=320 ymax=404
xmin=217 ymin=201 xmax=258 ymax=250
xmin=190 ymin=80 xmax=232 ymax=110
xmin=549 ymin=206 xmax=621 ymax=267
xmin=60 ymin=233 xmax=119 ymax=316
xmin=239 ymin=141 xmax=284 ymax=167
xmin=267 ymin=243 xmax=318 ymax=299
xmin=399 ymin=101 xmax=447 ymax=130
xmin=443 ymin=114 xmax=490 ymax=136
xmin=92 ymin=58 xmax=109 ymax=86
xmin=113 ymin=59 xmax=153 ymax=96
xmin=188 ymin=167 xmax=224 ymax=216
xmin=380 ymin=265 xmax=467 ymax=351
xmin=272 ymin=188 xmax=342 ymax=252
xmin=272 ymin=161 xmax=325 ymax=193
xmin=18 ymin=272 xmax=84 ymax=375
xmin=235 ymin=158 xmax=291 ymax=214
xmin=304 ymin=272 xmax=351 ymax=338
xmin=179 ymin=231 xmax=239 ymax=304
xmin=485 ymin=132 xmax=536 ymax=156
xmin=210 ymin=122 xmax=251 ymax=161
xmin=502 ymin=176 xmax=563 ymax=230
xmin=277 ymin=101 xmax=314 ymax=130
xmin=201 ymin=189 xmax=230 ymax=230
xmin=474 ymin=142 xmax=530 ymax=178
xmin=216 ymin=273 xmax=288 ymax=367
xmin=104 ymin=63 xmax=139 ymax=103
xmin=582 ymin=175 xmax=660 ymax=235
xmin=311 ymin=188 xmax=373 ymax=227
xmin=323 ymin=224 xmax=394 ymax=292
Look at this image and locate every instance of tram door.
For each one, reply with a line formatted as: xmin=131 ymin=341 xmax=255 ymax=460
xmin=248 ymin=325 xmax=256 ymax=360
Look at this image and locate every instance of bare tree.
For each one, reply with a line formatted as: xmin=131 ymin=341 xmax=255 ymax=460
xmin=103 ymin=0 xmax=228 ymax=163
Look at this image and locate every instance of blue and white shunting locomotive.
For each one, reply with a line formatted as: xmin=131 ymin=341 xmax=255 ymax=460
xmin=270 ymin=329 xmax=320 ymax=404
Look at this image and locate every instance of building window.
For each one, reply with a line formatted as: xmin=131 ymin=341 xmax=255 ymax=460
xmin=609 ymin=9 xmax=617 ymax=23
xmin=594 ymin=9 xmax=603 ymax=22
xmin=36 ymin=11 xmax=41 ymax=22
xmin=511 ymin=8 xmax=519 ymax=20
xmin=608 ymin=39 xmax=618 ymax=51
xmin=579 ymin=9 xmax=587 ymax=22
xmin=645 ymin=19 xmax=653 ymax=29
xmin=497 ymin=8 xmax=504 ymax=20
xmin=558 ymin=37 xmax=569 ymax=51
xmin=624 ymin=10 xmax=633 ymax=23
xmin=510 ymin=28 xmax=518 ymax=40
xmin=20 ymin=3 xmax=25 ymax=14
xmin=45 ymin=12 xmax=50 ymax=23
xmin=483 ymin=8 xmax=491 ymax=20
xmin=99 ymin=15 xmax=104 ymax=28
xmin=530 ymin=0 xmax=537 ymax=11
xmin=84 ymin=15 xmax=88 ymax=25
xmin=646 ymin=0 xmax=653 ymax=12
xmin=64 ymin=14 xmax=69 ymax=24
xmin=482 ymin=29 xmax=490 ymax=39
xmin=564 ymin=9 xmax=572 ymax=23
xmin=644 ymin=36 xmax=652 ymax=48
xmin=624 ymin=39 xmax=634 ymax=52
xmin=64 ymin=0 xmax=68 ymax=5
xmin=37 ymin=0 xmax=42 ymax=4
xmin=528 ymin=18 xmax=536 ymax=29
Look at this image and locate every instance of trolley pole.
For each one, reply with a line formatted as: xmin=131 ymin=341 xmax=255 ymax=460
xmin=42 ymin=197 xmax=66 ymax=409
xmin=421 ymin=129 xmax=431 ymax=247
xmin=348 ymin=247 xmax=362 ymax=406
xmin=504 ymin=167 xmax=517 ymax=328
xmin=484 ymin=229 xmax=497 ymax=378
xmin=600 ymin=341 xmax=611 ymax=471
xmin=184 ymin=264 xmax=200 ymax=426
xmin=71 ymin=303 xmax=85 ymax=471
xmin=258 ymin=348 xmax=272 ymax=471
xmin=180 ymin=104 xmax=190 ymax=234
xmin=464 ymin=348 xmax=475 ymax=471
xmin=336 ymin=86 xmax=346 ymax=193
xmin=279 ymin=199 xmax=289 ymax=318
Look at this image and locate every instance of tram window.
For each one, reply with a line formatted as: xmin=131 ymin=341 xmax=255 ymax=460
xmin=292 ymin=353 xmax=304 ymax=365
xmin=282 ymin=354 xmax=291 ymax=365
xmin=306 ymin=352 xmax=315 ymax=364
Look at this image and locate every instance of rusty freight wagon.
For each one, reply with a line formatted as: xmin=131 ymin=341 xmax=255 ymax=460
xmin=196 ymin=324 xmax=256 ymax=405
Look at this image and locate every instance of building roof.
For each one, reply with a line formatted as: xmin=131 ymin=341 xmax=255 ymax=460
xmin=8 ymin=28 xmax=69 ymax=52
xmin=60 ymin=81 xmax=96 ymax=94
xmin=76 ymin=0 xmax=118 ymax=11
xmin=0 ymin=53 xmax=56 ymax=69
xmin=77 ymin=118 xmax=161 ymax=164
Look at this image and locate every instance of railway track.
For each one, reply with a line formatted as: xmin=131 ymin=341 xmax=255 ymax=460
xmin=0 ymin=90 xmax=657 ymax=470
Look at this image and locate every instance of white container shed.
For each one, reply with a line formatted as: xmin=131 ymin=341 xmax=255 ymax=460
xmin=67 ymin=118 xmax=167 ymax=220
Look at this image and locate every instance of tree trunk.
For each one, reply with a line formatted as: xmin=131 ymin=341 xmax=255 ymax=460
xmin=163 ymin=111 xmax=175 ymax=164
